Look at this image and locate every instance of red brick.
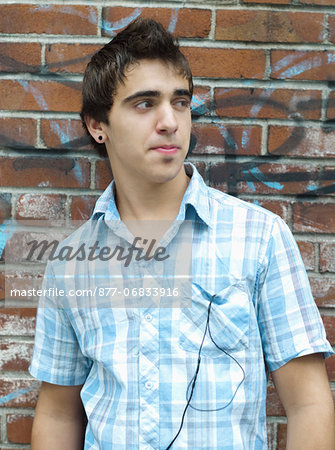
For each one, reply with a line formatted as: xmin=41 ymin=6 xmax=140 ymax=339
xmin=320 ymin=243 xmax=335 ymax=273
xmin=327 ymin=91 xmax=335 ymax=120
xmin=277 ymin=423 xmax=287 ymax=450
xmin=216 ymin=10 xmax=324 ymax=43
xmin=266 ymin=422 xmax=276 ymax=450
xmin=293 ymin=203 xmax=335 ymax=233
xmin=193 ymin=162 xmax=206 ymax=180
xmin=271 ymin=51 xmax=335 ymax=81
xmin=322 ymin=315 xmax=335 ymax=346
xmin=0 ymin=342 xmax=34 ymax=372
xmin=182 ymin=47 xmax=266 ymax=79
xmin=7 ymin=414 xmax=33 ymax=444
xmin=0 ymin=271 xmax=5 ymax=300
xmin=0 ymin=194 xmax=11 ymax=223
xmin=0 ymin=157 xmax=90 ymax=189
xmin=330 ymin=16 xmax=335 ymax=44
xmin=0 ymin=378 xmax=39 ymax=408
xmin=70 ymin=195 xmax=99 ymax=220
xmin=297 ymin=241 xmax=315 ymax=271
xmin=191 ymin=123 xmax=262 ymax=155
xmin=0 ymin=5 xmax=98 ymax=35
xmin=209 ymin=162 xmax=318 ymax=196
xmin=0 ymin=43 xmax=41 ymax=73
xmin=252 ymin=200 xmax=291 ymax=223
xmin=310 ymin=277 xmax=335 ymax=309
xmin=0 ymin=118 xmax=37 ymax=149
xmin=215 ymin=88 xmax=321 ymax=120
xmin=320 ymin=167 xmax=335 ymax=196
xmin=0 ymin=309 xmax=36 ymax=336
xmin=268 ymin=126 xmax=335 ymax=158
xmin=95 ymin=159 xmax=113 ymax=190
xmin=102 ymin=7 xmax=211 ymax=38
xmin=326 ymin=355 xmax=335 ymax=382
xmin=16 ymin=194 xmax=66 ymax=221
xmin=46 ymin=43 xmax=100 ymax=74
xmin=41 ymin=119 xmax=92 ymax=150
xmin=266 ymin=385 xmax=285 ymax=416
xmin=0 ymin=80 xmax=81 ymax=112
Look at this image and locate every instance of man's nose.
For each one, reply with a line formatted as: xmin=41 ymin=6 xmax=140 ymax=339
xmin=156 ymin=104 xmax=178 ymax=134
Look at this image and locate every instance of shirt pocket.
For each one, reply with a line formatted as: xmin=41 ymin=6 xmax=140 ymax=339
xmin=178 ymin=282 xmax=250 ymax=358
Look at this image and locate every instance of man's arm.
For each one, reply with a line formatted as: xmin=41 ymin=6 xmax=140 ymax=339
xmin=271 ymin=353 xmax=335 ymax=450
xmin=31 ymin=381 xmax=86 ymax=450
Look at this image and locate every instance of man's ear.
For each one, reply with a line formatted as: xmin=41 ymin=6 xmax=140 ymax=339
xmin=85 ymin=116 xmax=107 ymax=144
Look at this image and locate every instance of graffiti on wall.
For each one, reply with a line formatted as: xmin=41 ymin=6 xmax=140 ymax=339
xmin=1 ymin=6 xmax=334 ymax=199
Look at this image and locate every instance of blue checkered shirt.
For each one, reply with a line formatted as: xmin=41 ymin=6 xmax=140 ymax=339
xmin=29 ymin=163 xmax=333 ymax=449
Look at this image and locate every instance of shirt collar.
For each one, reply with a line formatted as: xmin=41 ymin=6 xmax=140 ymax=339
xmin=92 ymin=162 xmax=211 ymax=227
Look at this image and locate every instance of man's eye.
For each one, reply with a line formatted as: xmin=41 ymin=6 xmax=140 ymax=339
xmin=135 ymin=101 xmax=152 ymax=110
xmin=174 ymin=99 xmax=191 ymax=108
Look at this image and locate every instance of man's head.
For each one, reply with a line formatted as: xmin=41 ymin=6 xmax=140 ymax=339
xmin=80 ymin=18 xmax=193 ymax=139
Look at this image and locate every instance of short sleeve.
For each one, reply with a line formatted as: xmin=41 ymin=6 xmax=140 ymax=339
xmin=256 ymin=216 xmax=334 ymax=372
xmin=29 ymin=262 xmax=91 ymax=385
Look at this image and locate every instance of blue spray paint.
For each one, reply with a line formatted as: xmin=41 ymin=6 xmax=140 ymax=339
xmin=0 ymin=383 xmax=38 ymax=406
xmin=88 ymin=7 xmax=98 ymax=26
xmin=18 ymin=80 xmax=48 ymax=111
xmin=241 ymin=169 xmax=256 ymax=192
xmin=29 ymin=5 xmax=97 ymax=25
xmin=50 ymin=120 xmax=75 ymax=147
xmin=249 ymin=166 xmax=284 ymax=191
xmin=0 ymin=220 xmax=17 ymax=259
xmin=168 ymin=9 xmax=179 ymax=33
xmin=306 ymin=184 xmax=319 ymax=192
xmin=72 ymin=161 xmax=84 ymax=182
xmin=280 ymin=58 xmax=321 ymax=79
xmin=271 ymin=54 xmax=297 ymax=74
xmin=29 ymin=4 xmax=53 ymax=11
xmin=101 ymin=9 xmax=142 ymax=35
xmin=191 ymin=93 xmax=210 ymax=115
xmin=241 ymin=128 xmax=251 ymax=150
xmin=250 ymin=88 xmax=274 ymax=118
xmin=218 ymin=125 xmax=238 ymax=151
xmin=272 ymin=54 xmax=325 ymax=79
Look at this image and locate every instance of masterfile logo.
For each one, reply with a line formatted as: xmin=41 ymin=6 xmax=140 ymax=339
xmin=3 ymin=219 xmax=192 ymax=309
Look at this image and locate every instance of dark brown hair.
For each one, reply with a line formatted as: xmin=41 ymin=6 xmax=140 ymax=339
xmin=80 ymin=18 xmax=193 ymax=149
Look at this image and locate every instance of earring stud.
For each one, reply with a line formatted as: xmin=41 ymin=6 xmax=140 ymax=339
xmin=98 ymin=135 xmax=103 ymax=141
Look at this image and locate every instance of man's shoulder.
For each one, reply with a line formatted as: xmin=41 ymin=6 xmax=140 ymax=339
xmin=205 ymin=185 xmax=279 ymax=223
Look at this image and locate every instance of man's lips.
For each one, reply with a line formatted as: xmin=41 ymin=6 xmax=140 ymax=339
xmin=150 ymin=145 xmax=179 ymax=154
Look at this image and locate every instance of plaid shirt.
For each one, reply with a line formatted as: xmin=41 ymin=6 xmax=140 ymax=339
xmin=29 ymin=163 xmax=333 ymax=450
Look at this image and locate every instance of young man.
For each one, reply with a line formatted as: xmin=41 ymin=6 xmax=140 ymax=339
xmin=29 ymin=19 xmax=334 ymax=449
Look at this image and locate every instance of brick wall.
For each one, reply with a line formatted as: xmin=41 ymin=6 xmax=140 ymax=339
xmin=0 ymin=0 xmax=334 ymax=448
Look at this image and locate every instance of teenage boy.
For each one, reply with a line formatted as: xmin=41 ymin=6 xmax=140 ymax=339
xmin=29 ymin=18 xmax=335 ymax=449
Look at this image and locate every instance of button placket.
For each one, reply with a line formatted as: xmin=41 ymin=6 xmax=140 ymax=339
xmin=139 ymin=308 xmax=159 ymax=449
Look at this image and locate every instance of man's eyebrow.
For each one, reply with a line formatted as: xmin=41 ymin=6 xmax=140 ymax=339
xmin=173 ymin=89 xmax=192 ymax=99
xmin=122 ymin=90 xmax=160 ymax=104
xmin=122 ymin=89 xmax=192 ymax=104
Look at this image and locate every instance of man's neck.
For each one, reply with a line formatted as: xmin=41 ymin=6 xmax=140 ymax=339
xmin=114 ymin=166 xmax=190 ymax=222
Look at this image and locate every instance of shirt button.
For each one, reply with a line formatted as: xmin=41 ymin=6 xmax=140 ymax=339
xmin=145 ymin=313 xmax=152 ymax=322
xmin=145 ymin=381 xmax=153 ymax=390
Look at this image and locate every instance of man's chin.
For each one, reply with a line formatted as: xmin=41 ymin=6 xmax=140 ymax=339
xmin=147 ymin=166 xmax=183 ymax=185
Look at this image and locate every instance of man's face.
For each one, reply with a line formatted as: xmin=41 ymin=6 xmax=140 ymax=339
xmin=101 ymin=59 xmax=192 ymax=186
